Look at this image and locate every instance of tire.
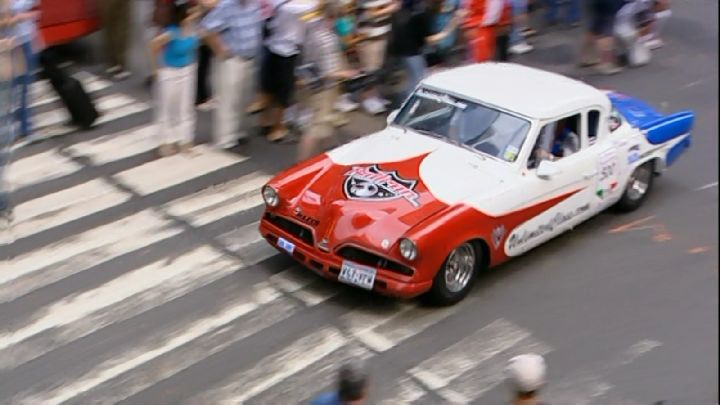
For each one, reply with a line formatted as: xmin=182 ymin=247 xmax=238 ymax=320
xmin=424 ymin=242 xmax=481 ymax=306
xmin=615 ymin=160 xmax=655 ymax=212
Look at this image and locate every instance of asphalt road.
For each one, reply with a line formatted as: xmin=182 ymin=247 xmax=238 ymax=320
xmin=0 ymin=1 xmax=717 ymax=404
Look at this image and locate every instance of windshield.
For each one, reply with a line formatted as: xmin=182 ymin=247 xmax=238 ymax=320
xmin=392 ymin=87 xmax=531 ymax=163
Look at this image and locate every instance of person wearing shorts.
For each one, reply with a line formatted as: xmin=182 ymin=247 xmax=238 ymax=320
xmin=355 ymin=0 xmax=396 ymax=114
xmin=259 ymin=0 xmax=316 ymax=142
xmin=578 ymin=0 xmax=623 ymax=75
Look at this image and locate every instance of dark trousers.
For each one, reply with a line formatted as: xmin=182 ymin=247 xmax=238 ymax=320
xmin=196 ymin=44 xmax=212 ymax=105
xmin=495 ymin=33 xmax=510 ymax=62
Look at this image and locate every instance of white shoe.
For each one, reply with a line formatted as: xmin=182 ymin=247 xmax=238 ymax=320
xmin=197 ymin=99 xmax=216 ymax=111
xmin=378 ymin=97 xmax=392 ymax=106
xmin=362 ymin=97 xmax=387 ymax=115
xmin=335 ymin=94 xmax=359 ymax=112
xmin=509 ymin=42 xmax=534 ymax=55
xmin=106 ymin=65 xmax=121 ymax=74
xmin=114 ymin=70 xmax=131 ymax=81
xmin=644 ymin=38 xmax=664 ymax=50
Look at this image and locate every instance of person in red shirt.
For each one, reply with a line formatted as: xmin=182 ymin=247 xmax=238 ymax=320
xmin=463 ymin=0 xmax=512 ymax=62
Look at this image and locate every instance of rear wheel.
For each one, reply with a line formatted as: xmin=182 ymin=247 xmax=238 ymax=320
xmin=424 ymin=242 xmax=481 ymax=306
xmin=616 ymin=161 xmax=655 ymax=212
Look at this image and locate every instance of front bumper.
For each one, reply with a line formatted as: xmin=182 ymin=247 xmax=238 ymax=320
xmin=259 ymin=214 xmax=433 ymax=299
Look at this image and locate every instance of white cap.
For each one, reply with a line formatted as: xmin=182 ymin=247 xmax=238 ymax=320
xmin=505 ymin=354 xmax=547 ymax=393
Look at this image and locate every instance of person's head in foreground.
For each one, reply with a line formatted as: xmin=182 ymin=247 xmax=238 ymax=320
xmin=506 ymin=353 xmax=547 ymax=405
xmin=338 ymin=361 xmax=369 ymax=404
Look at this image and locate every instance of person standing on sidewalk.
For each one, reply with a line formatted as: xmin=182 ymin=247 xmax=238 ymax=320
xmin=355 ymin=0 xmax=396 ymax=115
xmin=296 ymin=2 xmax=358 ymax=161
xmin=258 ymin=0 xmax=317 ymax=142
xmin=1 ymin=11 xmax=16 ymax=227
xmin=195 ymin=0 xmax=217 ymax=110
xmin=149 ymin=0 xmax=201 ymax=157
xmin=200 ymin=0 xmax=262 ymax=149
xmin=100 ymin=0 xmax=133 ymax=80
xmin=578 ymin=0 xmax=624 ymax=75
xmin=543 ymin=0 xmax=581 ymax=28
xmin=8 ymin=0 xmax=40 ymax=144
xmin=506 ymin=353 xmax=549 ymax=405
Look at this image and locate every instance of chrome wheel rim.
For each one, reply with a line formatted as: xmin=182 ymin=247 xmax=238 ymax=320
xmin=444 ymin=243 xmax=476 ymax=293
xmin=627 ymin=165 xmax=651 ymax=201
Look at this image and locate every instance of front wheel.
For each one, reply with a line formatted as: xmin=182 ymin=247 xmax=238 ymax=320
xmin=615 ymin=161 xmax=655 ymax=212
xmin=424 ymin=242 xmax=481 ymax=306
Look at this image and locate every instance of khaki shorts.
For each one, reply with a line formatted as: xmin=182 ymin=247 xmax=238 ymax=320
xmin=305 ymin=87 xmax=338 ymax=141
xmin=357 ymin=38 xmax=387 ymax=72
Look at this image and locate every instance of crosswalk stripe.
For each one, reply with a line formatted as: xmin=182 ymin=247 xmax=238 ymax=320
xmin=0 ymin=245 xmax=242 ymax=370
xmin=30 ymin=72 xmax=112 ymax=109
xmin=10 ymin=178 xmax=131 ymax=240
xmin=15 ymin=282 xmax=285 ymax=405
xmin=163 ymin=171 xmax=270 ymax=227
xmin=437 ymin=335 xmax=553 ymax=403
xmin=114 ymin=145 xmax=246 ymax=196
xmin=377 ymin=377 xmax=428 ymax=405
xmin=542 ymin=340 xmax=661 ymax=405
xmin=407 ymin=319 xmax=532 ymax=392
xmin=344 ymin=304 xmax=456 ymax=352
xmin=268 ymin=267 xmax=338 ymax=306
xmin=33 ymin=93 xmax=142 ymax=131
xmin=248 ymin=345 xmax=372 ymax=404
xmin=1 ymin=210 xmax=178 ymax=289
xmin=64 ymin=124 xmax=159 ymax=165
xmin=7 ymin=149 xmax=83 ymax=190
xmin=187 ymin=327 xmax=348 ymax=405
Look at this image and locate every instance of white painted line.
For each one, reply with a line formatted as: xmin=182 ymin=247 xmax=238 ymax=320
xmin=7 ymin=149 xmax=83 ymax=190
xmin=543 ymin=339 xmax=662 ymax=405
xmin=163 ymin=171 xmax=271 ymax=226
xmin=438 ymin=335 xmax=553 ymax=403
xmin=377 ymin=377 xmax=428 ymax=405
xmin=186 ymin=327 xmax=347 ymax=405
xmin=345 ymin=304 xmax=456 ymax=352
xmin=64 ymin=124 xmax=159 ymax=165
xmin=33 ymin=93 xmax=141 ymax=131
xmin=408 ymin=319 xmax=531 ymax=391
xmin=16 ymin=283 xmax=285 ymax=405
xmin=0 ymin=210 xmax=178 ymax=288
xmin=10 ymin=178 xmax=131 ymax=240
xmin=217 ymin=221 xmax=264 ymax=251
xmin=268 ymin=266 xmax=338 ymax=306
xmin=0 ymin=246 xmax=243 ymax=370
xmin=696 ymin=181 xmax=718 ymax=191
xmin=249 ymin=345 xmax=372 ymax=404
xmin=114 ymin=145 xmax=246 ymax=196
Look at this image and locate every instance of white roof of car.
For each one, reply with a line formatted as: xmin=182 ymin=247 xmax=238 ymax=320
xmin=421 ymin=63 xmax=610 ymax=120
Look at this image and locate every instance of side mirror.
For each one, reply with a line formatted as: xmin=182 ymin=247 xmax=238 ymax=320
xmin=386 ymin=109 xmax=399 ymax=125
xmin=536 ymin=159 xmax=561 ymax=179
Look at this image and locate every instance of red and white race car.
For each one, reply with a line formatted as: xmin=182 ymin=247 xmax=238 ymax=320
xmin=259 ymin=63 xmax=693 ymax=305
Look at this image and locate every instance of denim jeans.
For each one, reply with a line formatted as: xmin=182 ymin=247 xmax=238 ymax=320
xmin=13 ymin=40 xmax=35 ymax=139
xmin=544 ymin=0 xmax=581 ymax=24
xmin=1 ymin=73 xmax=13 ymax=214
xmin=401 ymin=55 xmax=426 ymax=101
xmin=510 ymin=0 xmax=527 ymax=45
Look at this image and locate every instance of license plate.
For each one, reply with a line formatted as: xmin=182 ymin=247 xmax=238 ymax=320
xmin=338 ymin=261 xmax=377 ymax=290
xmin=277 ymin=237 xmax=295 ymax=255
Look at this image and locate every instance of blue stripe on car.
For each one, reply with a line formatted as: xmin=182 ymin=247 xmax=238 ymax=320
xmin=666 ymin=134 xmax=692 ymax=167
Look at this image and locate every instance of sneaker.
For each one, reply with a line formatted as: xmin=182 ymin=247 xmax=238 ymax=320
xmin=521 ymin=27 xmax=537 ymax=37
xmin=645 ymin=38 xmax=665 ymax=50
xmin=267 ymin=128 xmax=288 ymax=143
xmin=362 ymin=97 xmax=387 ymax=115
xmin=578 ymin=57 xmax=601 ymax=68
xmin=246 ymin=97 xmax=267 ymax=114
xmin=157 ymin=143 xmax=176 ymax=157
xmin=197 ymin=99 xmax=216 ymax=111
xmin=114 ymin=70 xmax=131 ymax=81
xmin=106 ymin=65 xmax=122 ymax=74
xmin=595 ymin=63 xmax=623 ymax=75
xmin=335 ymin=93 xmax=359 ymax=112
xmin=378 ymin=97 xmax=393 ymax=106
xmin=509 ymin=42 xmax=534 ymax=55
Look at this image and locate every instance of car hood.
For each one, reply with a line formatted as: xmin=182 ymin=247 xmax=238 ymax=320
xmin=280 ymin=127 xmax=513 ymax=253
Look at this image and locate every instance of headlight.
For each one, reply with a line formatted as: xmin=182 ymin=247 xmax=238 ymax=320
xmin=399 ymin=238 xmax=417 ymax=261
xmin=262 ymin=185 xmax=279 ymax=207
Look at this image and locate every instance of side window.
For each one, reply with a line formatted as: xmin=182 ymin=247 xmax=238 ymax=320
xmin=527 ymin=114 xmax=581 ymax=169
xmin=588 ymin=110 xmax=600 ymax=144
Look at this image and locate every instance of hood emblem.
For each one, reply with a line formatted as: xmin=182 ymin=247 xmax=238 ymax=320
xmin=294 ymin=207 xmax=320 ymax=227
xmin=343 ymin=165 xmax=420 ymax=207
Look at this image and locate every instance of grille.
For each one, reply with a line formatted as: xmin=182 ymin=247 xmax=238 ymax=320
xmin=337 ymin=246 xmax=414 ymax=276
xmin=264 ymin=213 xmax=314 ymax=246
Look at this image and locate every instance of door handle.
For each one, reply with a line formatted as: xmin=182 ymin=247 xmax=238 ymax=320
xmin=583 ymin=170 xmax=598 ymax=179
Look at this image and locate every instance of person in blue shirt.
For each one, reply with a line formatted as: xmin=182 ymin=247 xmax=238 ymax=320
xmin=310 ymin=361 xmax=369 ymax=405
xmin=149 ymin=0 xmax=201 ymax=157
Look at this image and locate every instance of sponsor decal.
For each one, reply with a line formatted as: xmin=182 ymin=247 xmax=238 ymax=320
xmin=628 ymin=144 xmax=640 ymax=164
xmin=343 ymin=165 xmax=421 ymax=207
xmin=507 ymin=203 xmax=591 ymax=250
xmin=294 ymin=207 xmax=320 ymax=227
xmin=503 ymin=145 xmax=519 ymax=162
xmin=492 ymin=225 xmax=506 ymax=249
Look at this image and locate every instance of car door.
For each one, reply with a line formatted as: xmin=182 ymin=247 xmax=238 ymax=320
xmin=504 ymin=112 xmax=601 ymax=257
xmin=587 ymin=107 xmax=625 ymax=212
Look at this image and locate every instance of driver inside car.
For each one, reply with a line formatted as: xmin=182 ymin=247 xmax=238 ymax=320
xmin=529 ymin=118 xmax=580 ymax=168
